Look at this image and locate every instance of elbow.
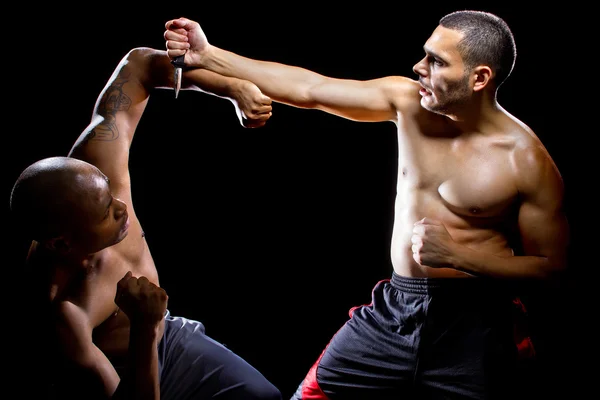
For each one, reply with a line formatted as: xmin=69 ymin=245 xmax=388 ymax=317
xmin=275 ymin=86 xmax=314 ymax=109
xmin=124 ymin=47 xmax=168 ymax=89
xmin=126 ymin=47 xmax=158 ymax=61
xmin=537 ymin=255 xmax=568 ymax=282
xmin=292 ymin=81 xmax=326 ymax=109
xmin=124 ymin=47 xmax=154 ymax=70
xmin=550 ymin=253 xmax=569 ymax=274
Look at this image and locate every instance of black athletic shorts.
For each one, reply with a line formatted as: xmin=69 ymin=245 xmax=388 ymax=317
xmin=292 ymin=273 xmax=524 ymax=400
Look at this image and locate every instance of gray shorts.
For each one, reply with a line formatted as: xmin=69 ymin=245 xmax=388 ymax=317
xmin=157 ymin=310 xmax=281 ymax=399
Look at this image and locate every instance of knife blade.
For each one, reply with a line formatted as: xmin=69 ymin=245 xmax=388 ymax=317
xmin=172 ymin=54 xmax=186 ymax=99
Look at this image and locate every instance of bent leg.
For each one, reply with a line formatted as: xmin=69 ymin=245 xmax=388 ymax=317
xmin=158 ymin=312 xmax=281 ymax=400
xmin=292 ymin=279 xmax=422 ymax=399
xmin=417 ymin=290 xmax=519 ymax=399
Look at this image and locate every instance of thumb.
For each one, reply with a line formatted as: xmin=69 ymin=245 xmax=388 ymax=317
xmin=115 ymin=271 xmax=134 ymax=302
xmin=170 ymin=17 xmax=196 ymax=30
xmin=165 ymin=18 xmax=184 ymax=30
xmin=116 ymin=271 xmax=132 ymax=292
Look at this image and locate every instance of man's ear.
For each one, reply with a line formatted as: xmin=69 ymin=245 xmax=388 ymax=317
xmin=472 ymin=65 xmax=493 ymax=92
xmin=46 ymin=236 xmax=71 ymax=254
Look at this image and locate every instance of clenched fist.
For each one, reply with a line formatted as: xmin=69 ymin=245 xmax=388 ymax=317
xmin=164 ymin=17 xmax=209 ymax=68
xmin=233 ymin=80 xmax=273 ymax=128
xmin=411 ymin=217 xmax=457 ymax=268
xmin=115 ymin=271 xmax=168 ymax=326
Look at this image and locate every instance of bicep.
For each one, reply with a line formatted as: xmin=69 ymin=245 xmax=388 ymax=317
xmin=518 ymin=197 xmax=569 ymax=261
xmin=516 ymin=149 xmax=569 ymax=270
xmin=304 ymin=76 xmax=415 ymax=122
xmin=52 ymin=358 xmax=119 ymax=400
xmin=55 ymin=302 xmax=120 ymax=398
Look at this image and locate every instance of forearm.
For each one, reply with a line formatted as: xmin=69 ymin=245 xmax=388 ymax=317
xmin=452 ymin=246 xmax=564 ymax=280
xmin=198 ymin=45 xmax=323 ymax=106
xmin=181 ymin=68 xmax=244 ymax=100
xmin=123 ymin=323 xmax=161 ymax=400
xmin=134 ymin=47 xmax=245 ymax=101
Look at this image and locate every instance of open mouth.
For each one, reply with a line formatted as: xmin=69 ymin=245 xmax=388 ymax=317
xmin=120 ymin=215 xmax=130 ymax=234
xmin=418 ymin=80 xmax=432 ymax=96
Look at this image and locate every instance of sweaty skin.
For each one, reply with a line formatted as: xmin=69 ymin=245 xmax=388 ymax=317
xmin=25 ymin=47 xmax=272 ymax=399
xmin=165 ymin=19 xmax=568 ymax=280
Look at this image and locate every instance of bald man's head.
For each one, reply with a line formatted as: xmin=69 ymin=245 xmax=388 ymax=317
xmin=10 ymin=156 xmax=107 ymax=241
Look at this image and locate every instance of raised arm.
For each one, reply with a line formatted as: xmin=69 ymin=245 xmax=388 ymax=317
xmin=164 ymin=17 xmax=415 ymax=123
xmin=69 ymin=47 xmax=272 ymax=202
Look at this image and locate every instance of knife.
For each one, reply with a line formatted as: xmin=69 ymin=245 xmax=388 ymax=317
xmin=172 ymin=54 xmax=186 ymax=99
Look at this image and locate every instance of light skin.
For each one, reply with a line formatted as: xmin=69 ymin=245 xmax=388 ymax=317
xmin=24 ymin=48 xmax=272 ymax=399
xmin=163 ymin=17 xmax=569 ymax=280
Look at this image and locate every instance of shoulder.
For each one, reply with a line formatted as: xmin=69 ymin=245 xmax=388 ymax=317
xmin=378 ymin=76 xmax=420 ymax=97
xmin=377 ymin=76 xmax=424 ymax=114
xmin=507 ymin=120 xmax=564 ymax=199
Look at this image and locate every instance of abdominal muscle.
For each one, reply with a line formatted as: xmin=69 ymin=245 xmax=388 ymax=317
xmin=390 ymin=190 xmax=515 ymax=278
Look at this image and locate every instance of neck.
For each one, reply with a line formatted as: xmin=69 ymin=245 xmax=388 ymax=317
xmin=446 ymin=91 xmax=503 ymax=133
xmin=39 ymin=240 xmax=99 ymax=272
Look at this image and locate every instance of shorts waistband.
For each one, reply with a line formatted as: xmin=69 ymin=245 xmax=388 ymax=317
xmin=390 ymin=272 xmax=500 ymax=295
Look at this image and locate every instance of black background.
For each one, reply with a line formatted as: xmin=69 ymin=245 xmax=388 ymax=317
xmin=5 ymin=2 xmax=592 ymax=398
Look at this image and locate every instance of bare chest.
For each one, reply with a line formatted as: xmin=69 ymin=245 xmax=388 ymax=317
xmin=43 ymin=228 xmax=158 ymax=345
xmin=396 ymin=124 xmax=518 ymax=217
xmin=84 ymin=244 xmax=154 ymax=323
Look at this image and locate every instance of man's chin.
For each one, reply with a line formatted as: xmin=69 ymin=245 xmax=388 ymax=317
xmin=421 ymin=99 xmax=450 ymax=116
xmin=421 ymin=99 xmax=438 ymax=113
xmin=421 ymin=97 xmax=435 ymax=109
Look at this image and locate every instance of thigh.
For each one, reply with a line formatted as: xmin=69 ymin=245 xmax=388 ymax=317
xmin=315 ymin=291 xmax=424 ymax=399
xmin=418 ymin=299 xmax=519 ymax=400
xmin=159 ymin=314 xmax=281 ymax=400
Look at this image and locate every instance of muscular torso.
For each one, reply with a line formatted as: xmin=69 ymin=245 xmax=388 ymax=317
xmin=392 ymin=94 xmax=528 ymax=278
xmin=29 ymin=209 xmax=163 ymax=367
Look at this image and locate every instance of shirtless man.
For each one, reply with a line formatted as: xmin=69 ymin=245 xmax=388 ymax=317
xmin=163 ymin=10 xmax=569 ymax=399
xmin=9 ymin=47 xmax=281 ymax=399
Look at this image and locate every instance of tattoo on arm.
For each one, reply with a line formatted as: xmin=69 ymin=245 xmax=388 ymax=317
xmin=89 ymin=73 xmax=132 ymax=142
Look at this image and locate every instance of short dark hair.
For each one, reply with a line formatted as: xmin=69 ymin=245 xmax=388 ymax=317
xmin=440 ymin=10 xmax=517 ymax=88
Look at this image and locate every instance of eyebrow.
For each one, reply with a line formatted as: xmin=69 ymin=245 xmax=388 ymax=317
xmin=101 ymin=175 xmax=112 ymax=217
xmin=105 ymin=197 xmax=113 ymax=217
xmin=423 ymin=46 xmax=446 ymax=62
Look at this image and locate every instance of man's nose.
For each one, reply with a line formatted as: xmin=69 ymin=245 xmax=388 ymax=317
xmin=412 ymin=57 xmax=427 ymax=77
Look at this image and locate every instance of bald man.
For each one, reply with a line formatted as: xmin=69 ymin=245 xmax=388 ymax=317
xmin=10 ymin=47 xmax=280 ymax=400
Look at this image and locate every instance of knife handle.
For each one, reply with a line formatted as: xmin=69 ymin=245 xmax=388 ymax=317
xmin=171 ymin=54 xmax=186 ymax=68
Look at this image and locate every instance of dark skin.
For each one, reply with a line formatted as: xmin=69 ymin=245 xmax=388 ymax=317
xmin=22 ymin=47 xmax=272 ymax=399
